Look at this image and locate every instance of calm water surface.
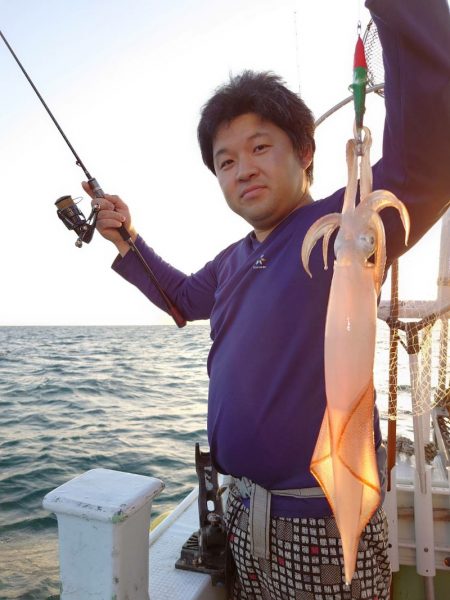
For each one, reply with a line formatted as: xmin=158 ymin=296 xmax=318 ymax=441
xmin=0 ymin=323 xmax=422 ymax=598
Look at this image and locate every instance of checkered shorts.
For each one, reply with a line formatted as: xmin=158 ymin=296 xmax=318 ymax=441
xmin=224 ymin=486 xmax=391 ymax=600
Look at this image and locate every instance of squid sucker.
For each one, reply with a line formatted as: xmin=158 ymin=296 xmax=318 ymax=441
xmin=301 ymin=127 xmax=410 ymax=585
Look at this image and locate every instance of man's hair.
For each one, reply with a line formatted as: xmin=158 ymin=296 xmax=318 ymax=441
xmin=197 ymin=70 xmax=316 ymax=184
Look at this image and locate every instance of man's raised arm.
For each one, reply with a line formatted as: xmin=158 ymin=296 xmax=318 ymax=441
xmin=367 ymin=0 xmax=450 ymax=258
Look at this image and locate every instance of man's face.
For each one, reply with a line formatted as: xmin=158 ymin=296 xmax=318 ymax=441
xmin=212 ymin=113 xmax=312 ymax=241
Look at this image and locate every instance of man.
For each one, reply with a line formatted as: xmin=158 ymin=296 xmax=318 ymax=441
xmin=84 ymin=0 xmax=450 ymax=597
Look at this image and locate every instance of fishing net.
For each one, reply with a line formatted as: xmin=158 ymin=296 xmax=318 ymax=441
xmin=375 ymin=212 xmax=450 ymax=483
xmin=376 ymin=213 xmax=450 ymax=423
xmin=363 ymin=19 xmax=384 ymax=96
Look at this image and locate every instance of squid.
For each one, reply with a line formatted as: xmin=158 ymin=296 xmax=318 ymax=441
xmin=301 ymin=127 xmax=410 ymax=585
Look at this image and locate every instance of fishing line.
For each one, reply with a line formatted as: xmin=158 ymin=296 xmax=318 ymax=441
xmin=356 ymin=0 xmax=362 ymax=35
xmin=293 ymin=10 xmax=301 ymax=95
xmin=0 ymin=29 xmax=186 ymax=328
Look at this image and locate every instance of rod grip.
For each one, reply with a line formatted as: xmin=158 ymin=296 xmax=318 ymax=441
xmin=169 ymin=304 xmax=187 ymax=328
xmin=119 ymin=224 xmax=132 ymax=242
xmin=88 ymin=177 xmax=104 ymax=199
xmin=87 ymin=179 xmax=186 ymax=328
xmin=119 ymin=226 xmax=187 ymax=329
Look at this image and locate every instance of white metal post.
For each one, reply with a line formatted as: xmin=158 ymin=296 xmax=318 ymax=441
xmin=409 ymin=341 xmax=436 ymax=599
xmin=43 ymin=468 xmax=164 ymax=600
xmin=383 ymin=465 xmax=399 ymax=572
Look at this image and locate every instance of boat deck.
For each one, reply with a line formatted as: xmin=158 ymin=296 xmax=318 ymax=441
xmin=147 ymin=454 xmax=449 ymax=599
xmin=149 ymin=488 xmax=226 ymax=600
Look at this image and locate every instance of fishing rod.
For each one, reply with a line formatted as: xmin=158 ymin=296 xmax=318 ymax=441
xmin=0 ymin=29 xmax=186 ymax=328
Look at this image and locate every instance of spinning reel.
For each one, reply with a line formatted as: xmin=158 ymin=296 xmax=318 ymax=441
xmin=55 ymin=194 xmax=99 ymax=248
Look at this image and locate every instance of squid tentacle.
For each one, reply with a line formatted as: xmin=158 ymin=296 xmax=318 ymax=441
xmin=342 ymin=139 xmax=359 ymax=214
xmin=368 ymin=210 xmax=386 ymax=295
xmin=322 ymin=225 xmax=337 ymax=271
xmin=365 ymin=189 xmax=411 ymax=245
xmin=359 ymin=126 xmax=373 ymax=201
xmin=301 ymin=214 xmax=341 ymax=277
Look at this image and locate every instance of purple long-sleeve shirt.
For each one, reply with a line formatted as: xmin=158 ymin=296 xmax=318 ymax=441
xmin=113 ymin=0 xmax=450 ymax=517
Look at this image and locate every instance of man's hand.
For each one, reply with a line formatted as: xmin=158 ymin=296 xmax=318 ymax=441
xmin=81 ymin=181 xmax=137 ymax=256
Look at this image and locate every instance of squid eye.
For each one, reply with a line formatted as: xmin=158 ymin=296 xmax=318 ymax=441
xmin=357 ymin=229 xmax=376 ymax=255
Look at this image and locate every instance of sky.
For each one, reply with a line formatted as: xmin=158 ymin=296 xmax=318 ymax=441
xmin=0 ymin=0 xmax=446 ymax=326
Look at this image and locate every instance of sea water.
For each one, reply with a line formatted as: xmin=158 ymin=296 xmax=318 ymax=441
xmin=0 ymin=324 xmax=415 ymax=599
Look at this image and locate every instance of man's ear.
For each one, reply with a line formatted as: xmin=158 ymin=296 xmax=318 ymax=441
xmin=298 ymin=143 xmax=313 ymax=170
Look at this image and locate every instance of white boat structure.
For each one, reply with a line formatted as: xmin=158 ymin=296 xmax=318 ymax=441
xmin=43 ymin=209 xmax=450 ymax=600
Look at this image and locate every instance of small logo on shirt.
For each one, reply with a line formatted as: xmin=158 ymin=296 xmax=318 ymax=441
xmin=253 ymin=255 xmax=267 ymax=270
